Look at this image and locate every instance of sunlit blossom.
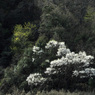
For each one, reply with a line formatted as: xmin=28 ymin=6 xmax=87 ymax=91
xmin=45 ymin=40 xmax=58 ymax=49
xmin=26 ymin=73 xmax=46 ymax=86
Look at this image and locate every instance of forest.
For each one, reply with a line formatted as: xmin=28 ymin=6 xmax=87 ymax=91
xmin=0 ymin=0 xmax=95 ymax=94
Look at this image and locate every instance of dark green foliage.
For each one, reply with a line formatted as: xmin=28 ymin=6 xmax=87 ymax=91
xmin=88 ymin=78 xmax=95 ymax=89
xmin=0 ymin=24 xmax=12 ymax=67
xmin=35 ymin=35 xmax=49 ymax=48
xmin=0 ymin=0 xmax=41 ymax=29
xmin=39 ymin=3 xmax=66 ymax=39
xmin=0 ymin=47 xmax=33 ymax=92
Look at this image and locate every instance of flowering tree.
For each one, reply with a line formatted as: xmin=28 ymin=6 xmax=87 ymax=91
xmin=26 ymin=40 xmax=95 ymax=90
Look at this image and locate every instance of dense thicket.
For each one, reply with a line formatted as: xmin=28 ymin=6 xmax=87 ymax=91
xmin=0 ymin=0 xmax=41 ymax=67
xmin=0 ymin=0 xmax=95 ymax=94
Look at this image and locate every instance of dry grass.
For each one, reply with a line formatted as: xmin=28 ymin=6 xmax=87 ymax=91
xmin=0 ymin=89 xmax=95 ymax=95
xmin=36 ymin=90 xmax=95 ymax=95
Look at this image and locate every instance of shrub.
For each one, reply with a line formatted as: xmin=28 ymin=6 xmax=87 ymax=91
xmin=26 ymin=40 xmax=95 ymax=91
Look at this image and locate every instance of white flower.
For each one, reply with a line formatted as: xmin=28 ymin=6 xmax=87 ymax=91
xmin=79 ymin=51 xmax=86 ymax=57
xmin=45 ymin=67 xmax=56 ymax=75
xmin=57 ymin=48 xmax=68 ymax=56
xmin=30 ymin=40 xmax=95 ymax=83
xmin=72 ymin=57 xmax=80 ymax=63
xmin=57 ymin=41 xmax=70 ymax=56
xmin=26 ymin=73 xmax=46 ymax=86
xmin=79 ymin=70 xmax=85 ymax=74
xmin=85 ymin=68 xmax=95 ymax=76
xmin=50 ymin=59 xmax=64 ymax=67
xmin=45 ymin=59 xmax=50 ymax=63
xmin=32 ymin=46 xmax=44 ymax=55
xmin=58 ymin=42 xmax=66 ymax=48
xmin=33 ymin=46 xmax=40 ymax=53
xmin=73 ymin=70 xmax=79 ymax=77
xmin=78 ymin=68 xmax=95 ymax=78
xmin=32 ymin=58 xmax=35 ymax=62
xmin=61 ymin=57 xmax=68 ymax=65
xmin=66 ymin=52 xmax=75 ymax=60
xmin=44 ymin=40 xmax=94 ymax=78
xmin=45 ymin=40 xmax=58 ymax=49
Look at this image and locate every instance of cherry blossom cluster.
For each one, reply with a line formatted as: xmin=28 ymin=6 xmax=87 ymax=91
xmin=32 ymin=46 xmax=43 ymax=54
xmin=73 ymin=68 xmax=95 ymax=78
xmin=44 ymin=40 xmax=94 ymax=77
xmin=57 ymin=42 xmax=70 ymax=56
xmin=26 ymin=73 xmax=46 ymax=86
xmin=45 ymin=40 xmax=58 ymax=49
xmin=45 ymin=40 xmax=70 ymax=56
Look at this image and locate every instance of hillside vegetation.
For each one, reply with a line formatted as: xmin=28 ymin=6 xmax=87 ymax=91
xmin=0 ymin=0 xmax=95 ymax=94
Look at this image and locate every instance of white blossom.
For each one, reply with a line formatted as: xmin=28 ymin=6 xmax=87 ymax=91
xmin=57 ymin=41 xmax=70 ymax=56
xmin=32 ymin=58 xmax=35 ymax=62
xmin=45 ymin=48 xmax=94 ymax=76
xmin=78 ymin=68 xmax=95 ymax=78
xmin=58 ymin=42 xmax=66 ymax=48
xmin=45 ymin=67 xmax=56 ymax=75
xmin=33 ymin=46 xmax=40 ymax=53
xmin=79 ymin=70 xmax=85 ymax=74
xmin=45 ymin=59 xmax=50 ymax=63
xmin=73 ymin=70 xmax=79 ymax=77
xmin=85 ymin=68 xmax=95 ymax=76
xmin=27 ymin=40 xmax=95 ymax=86
xmin=45 ymin=40 xmax=58 ymax=49
xmin=57 ymin=48 xmax=70 ymax=56
xmin=44 ymin=39 xmax=94 ymax=78
xmin=32 ymin=46 xmax=44 ymax=55
xmin=26 ymin=73 xmax=46 ymax=86
xmin=50 ymin=59 xmax=65 ymax=67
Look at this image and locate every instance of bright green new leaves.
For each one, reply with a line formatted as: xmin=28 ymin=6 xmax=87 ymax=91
xmin=11 ymin=22 xmax=38 ymax=53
